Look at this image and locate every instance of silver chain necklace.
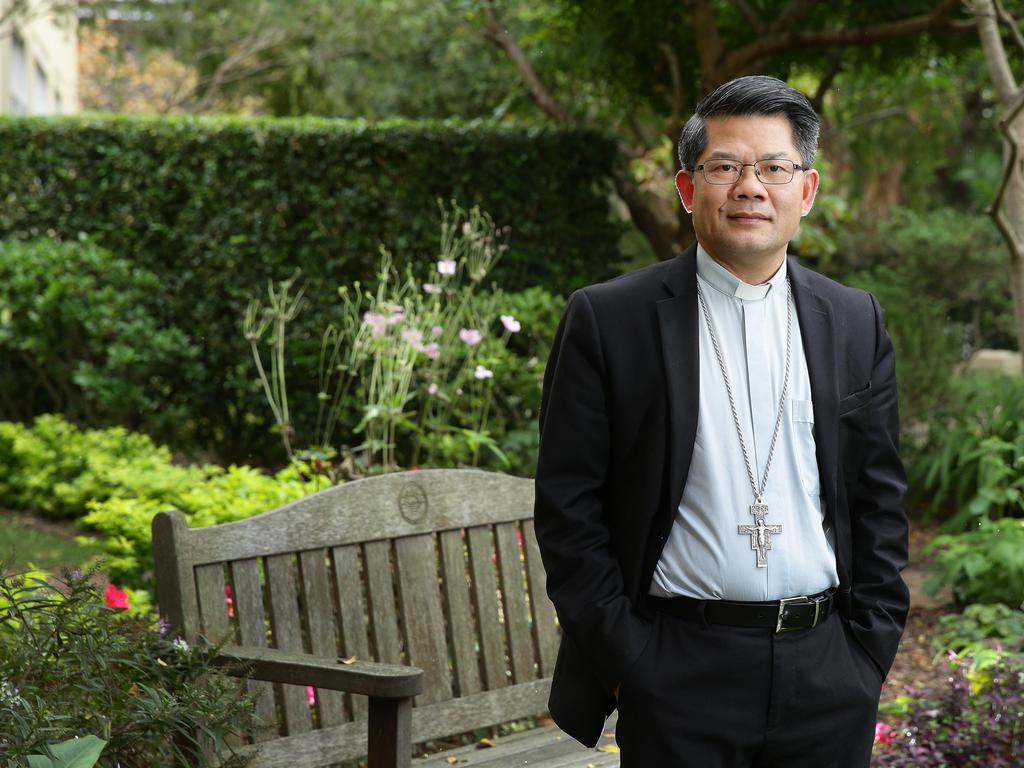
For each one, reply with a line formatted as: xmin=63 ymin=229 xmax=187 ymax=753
xmin=696 ymin=276 xmax=793 ymax=568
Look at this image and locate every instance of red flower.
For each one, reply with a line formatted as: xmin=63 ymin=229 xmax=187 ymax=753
xmin=874 ymin=721 xmax=894 ymax=745
xmin=104 ymin=583 xmax=130 ymax=611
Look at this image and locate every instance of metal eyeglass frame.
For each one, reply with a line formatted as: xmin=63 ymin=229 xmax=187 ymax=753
xmin=693 ymin=159 xmax=808 ymax=185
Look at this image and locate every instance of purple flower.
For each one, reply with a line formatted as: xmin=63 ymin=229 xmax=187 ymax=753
xmin=155 ymin=617 xmax=171 ymax=636
xmin=459 ymin=328 xmax=483 ymax=346
xmin=500 ymin=314 xmax=521 ymax=333
xmin=474 ymin=365 xmax=494 ymax=380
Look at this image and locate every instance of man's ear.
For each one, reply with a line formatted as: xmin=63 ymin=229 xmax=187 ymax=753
xmin=675 ymin=169 xmax=695 ymax=214
xmin=801 ymin=168 xmax=820 ymax=217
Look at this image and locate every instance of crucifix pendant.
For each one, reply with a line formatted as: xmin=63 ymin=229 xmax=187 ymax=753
xmin=738 ymin=502 xmax=783 ymax=568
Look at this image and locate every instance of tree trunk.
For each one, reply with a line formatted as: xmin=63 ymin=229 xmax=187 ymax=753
xmin=974 ymin=0 xmax=1024 ymax=353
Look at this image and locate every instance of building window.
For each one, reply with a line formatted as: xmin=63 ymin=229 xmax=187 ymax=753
xmin=10 ymin=35 xmax=28 ymax=115
xmin=33 ymin=62 xmax=52 ymax=115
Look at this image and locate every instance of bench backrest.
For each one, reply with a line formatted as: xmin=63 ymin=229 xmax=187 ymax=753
xmin=153 ymin=468 xmax=558 ymax=766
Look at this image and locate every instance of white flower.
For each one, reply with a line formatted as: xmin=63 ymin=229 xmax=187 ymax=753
xmin=462 ymin=222 xmax=472 ymax=236
xmin=402 ymin=328 xmax=424 ymax=347
xmin=422 ymin=283 xmax=441 ymax=295
xmin=422 ymin=342 xmax=440 ymax=360
xmin=459 ymin=328 xmax=483 ymax=346
xmin=363 ymin=312 xmax=387 ymax=337
xmin=427 ymin=383 xmax=438 ymax=395
xmin=500 ymin=314 xmax=521 ymax=333
xmin=172 ymin=637 xmax=190 ymax=653
xmin=474 ymin=365 xmax=494 ymax=380
xmin=437 ymin=259 xmax=457 ymax=275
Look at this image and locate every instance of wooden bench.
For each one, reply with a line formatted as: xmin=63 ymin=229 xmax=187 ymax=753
xmin=152 ymin=468 xmax=621 ymax=767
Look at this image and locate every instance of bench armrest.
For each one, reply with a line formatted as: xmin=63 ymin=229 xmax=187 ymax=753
xmin=215 ymin=645 xmax=423 ymax=698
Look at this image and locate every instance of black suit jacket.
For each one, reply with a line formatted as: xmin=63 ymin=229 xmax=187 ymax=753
xmin=533 ymin=245 xmax=909 ymax=746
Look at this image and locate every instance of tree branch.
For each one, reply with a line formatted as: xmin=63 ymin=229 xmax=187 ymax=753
xmin=658 ymin=42 xmax=685 ymax=142
xmin=989 ymin=88 xmax=1024 ymax=260
xmin=994 ymin=0 xmax=1024 ymax=58
xmin=720 ymin=0 xmax=968 ymax=81
xmin=480 ymin=0 xmax=574 ymax=123
xmin=685 ymin=0 xmax=728 ymax=86
xmin=975 ymin=0 xmax=1019 ymax=106
xmin=727 ymin=0 xmax=764 ymax=34
xmin=809 ymin=51 xmax=842 ymax=114
xmin=770 ymin=0 xmax=822 ymax=34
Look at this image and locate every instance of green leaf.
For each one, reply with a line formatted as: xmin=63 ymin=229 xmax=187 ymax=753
xmin=27 ymin=736 xmax=106 ymax=768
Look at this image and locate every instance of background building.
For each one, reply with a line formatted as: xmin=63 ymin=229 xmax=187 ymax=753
xmin=0 ymin=0 xmax=78 ymax=115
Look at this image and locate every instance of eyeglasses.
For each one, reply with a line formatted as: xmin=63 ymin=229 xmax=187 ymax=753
xmin=694 ymin=159 xmax=807 ymax=185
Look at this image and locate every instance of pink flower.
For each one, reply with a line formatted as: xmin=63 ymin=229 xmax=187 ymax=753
xmin=422 ymin=283 xmax=441 ymax=295
xmin=363 ymin=312 xmax=387 ymax=337
xmin=874 ymin=721 xmax=894 ymax=745
xmin=500 ymin=314 xmax=521 ymax=333
xmin=306 ymin=686 xmax=316 ymax=707
xmin=386 ymin=311 xmax=404 ymax=325
xmin=402 ymin=328 xmax=424 ymax=347
xmin=427 ymin=383 xmax=438 ymax=395
xmin=437 ymin=259 xmax=456 ymax=275
xmin=422 ymin=342 xmax=440 ymax=360
xmin=104 ymin=583 xmax=130 ymax=611
xmin=431 ymin=325 xmax=443 ymax=337
xmin=459 ymin=328 xmax=482 ymax=346
xmin=474 ymin=365 xmax=493 ymax=380
xmin=225 ymin=585 xmax=234 ymax=618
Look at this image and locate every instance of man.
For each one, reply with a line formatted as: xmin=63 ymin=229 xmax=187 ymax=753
xmin=534 ymin=75 xmax=908 ymax=768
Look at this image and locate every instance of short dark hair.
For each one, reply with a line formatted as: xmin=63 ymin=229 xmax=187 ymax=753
xmin=677 ymin=75 xmax=819 ymax=171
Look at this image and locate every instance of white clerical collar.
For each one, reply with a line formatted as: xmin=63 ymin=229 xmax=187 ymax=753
xmin=696 ymin=243 xmax=787 ymax=301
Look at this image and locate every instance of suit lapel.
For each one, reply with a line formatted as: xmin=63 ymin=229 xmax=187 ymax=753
xmin=657 ymin=244 xmax=699 ymax=516
xmin=788 ymin=258 xmax=840 ymax=539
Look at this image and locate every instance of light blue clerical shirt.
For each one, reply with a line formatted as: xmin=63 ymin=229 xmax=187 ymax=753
xmin=649 ymin=245 xmax=839 ymax=602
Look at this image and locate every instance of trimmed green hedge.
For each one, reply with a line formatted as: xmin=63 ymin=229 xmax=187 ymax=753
xmin=0 ymin=115 xmax=623 ymax=460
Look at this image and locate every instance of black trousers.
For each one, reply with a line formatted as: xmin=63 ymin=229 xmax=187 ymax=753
xmin=615 ymin=609 xmax=883 ymax=768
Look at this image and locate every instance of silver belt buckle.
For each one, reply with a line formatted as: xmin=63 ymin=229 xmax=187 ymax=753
xmin=776 ymin=595 xmax=809 ymax=633
xmin=775 ymin=594 xmax=828 ymax=633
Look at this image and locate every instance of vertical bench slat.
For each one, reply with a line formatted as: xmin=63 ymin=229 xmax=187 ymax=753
xmin=395 ymin=534 xmax=453 ymax=705
xmin=299 ymin=549 xmax=346 ymax=728
xmin=495 ymin=522 xmax=534 ymax=684
xmin=195 ymin=563 xmax=232 ymax=645
xmin=266 ymin=553 xmax=314 ymax=735
xmin=439 ymin=529 xmax=482 ymax=697
xmin=230 ymin=558 xmax=278 ymax=742
xmin=522 ymin=520 xmax=559 ymax=677
xmin=364 ymin=540 xmax=404 ymax=664
xmin=468 ymin=526 xmax=507 ymax=690
xmin=332 ymin=544 xmax=370 ymax=721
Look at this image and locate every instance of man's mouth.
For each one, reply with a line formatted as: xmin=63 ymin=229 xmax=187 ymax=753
xmin=727 ymin=212 xmax=770 ymax=221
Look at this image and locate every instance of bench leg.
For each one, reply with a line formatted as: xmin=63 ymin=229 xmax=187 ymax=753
xmin=368 ymin=695 xmax=413 ymax=768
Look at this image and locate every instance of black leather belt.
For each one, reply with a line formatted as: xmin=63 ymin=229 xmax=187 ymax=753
xmin=646 ymin=588 xmax=835 ymax=633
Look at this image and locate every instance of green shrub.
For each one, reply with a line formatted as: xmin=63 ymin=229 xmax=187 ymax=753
xmin=908 ymin=374 xmax=1024 ymax=529
xmin=0 ymin=238 xmax=199 ymax=436
xmin=0 ymin=115 xmax=625 ymax=461
xmin=932 ymin=603 xmax=1024 ymax=656
xmin=0 ymin=567 xmax=255 ymax=767
xmin=924 ymin=517 xmax=1024 ymax=607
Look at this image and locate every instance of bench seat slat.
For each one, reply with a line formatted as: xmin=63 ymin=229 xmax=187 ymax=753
xmin=495 ymin=522 xmax=535 ymax=684
xmin=299 ymin=548 xmax=346 ymax=727
xmin=468 ymin=527 xmax=508 ymax=690
xmin=395 ymin=534 xmax=454 ymax=705
xmin=266 ymin=553 xmax=314 ymax=735
xmin=439 ymin=529 xmax=482 ymax=697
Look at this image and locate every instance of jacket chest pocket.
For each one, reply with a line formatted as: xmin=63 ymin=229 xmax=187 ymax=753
xmin=791 ymin=399 xmax=819 ymax=496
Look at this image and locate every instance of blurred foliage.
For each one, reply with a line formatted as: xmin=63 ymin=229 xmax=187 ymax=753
xmin=0 ymin=115 xmax=623 ymax=461
xmin=0 ymin=566 xmax=255 ymax=767
xmin=908 ymin=375 xmax=1024 ymax=529
xmin=0 ymin=238 xmax=200 ymax=436
xmin=924 ymin=517 xmax=1024 ymax=609
xmin=932 ymin=603 xmax=1024 ymax=656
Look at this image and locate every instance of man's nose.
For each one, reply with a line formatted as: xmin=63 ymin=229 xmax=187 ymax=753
xmin=731 ymin=165 xmax=766 ymax=198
